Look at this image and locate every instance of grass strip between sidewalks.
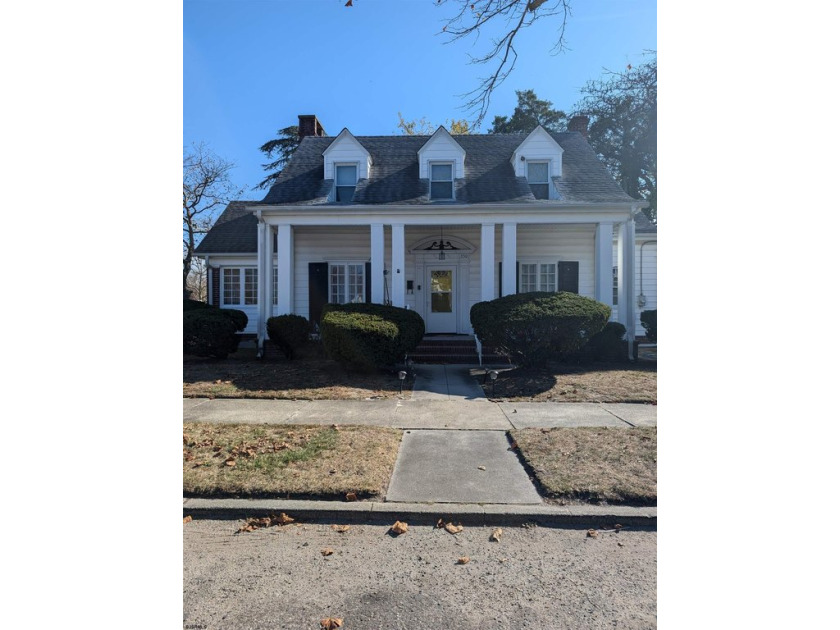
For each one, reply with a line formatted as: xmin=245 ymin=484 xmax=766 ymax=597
xmin=184 ymin=422 xmax=403 ymax=500
xmin=512 ymin=426 xmax=657 ymax=505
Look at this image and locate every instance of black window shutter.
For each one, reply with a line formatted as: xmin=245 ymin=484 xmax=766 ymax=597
xmin=365 ymin=262 xmax=372 ymax=303
xmin=308 ymin=262 xmax=328 ymax=325
xmin=516 ymin=261 xmax=520 ymax=293
xmin=498 ymin=261 xmax=502 ymax=298
xmin=557 ymin=261 xmax=579 ymax=294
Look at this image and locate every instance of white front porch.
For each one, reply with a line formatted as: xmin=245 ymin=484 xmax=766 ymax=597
xmin=252 ymin=206 xmax=640 ymax=358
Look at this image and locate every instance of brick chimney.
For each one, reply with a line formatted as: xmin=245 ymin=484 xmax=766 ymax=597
xmin=567 ymin=115 xmax=589 ymax=140
xmin=298 ymin=115 xmax=326 ymax=141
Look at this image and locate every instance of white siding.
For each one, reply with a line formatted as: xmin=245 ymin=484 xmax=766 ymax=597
xmin=511 ymin=127 xmax=563 ymax=179
xmin=418 ymin=131 xmax=466 ymax=179
xmin=611 ymin=237 xmax=657 ymax=337
xmin=323 ymin=132 xmax=372 ymax=180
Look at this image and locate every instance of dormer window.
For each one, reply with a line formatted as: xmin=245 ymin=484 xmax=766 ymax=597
xmin=527 ymin=161 xmax=550 ymax=199
xmin=430 ymin=162 xmax=454 ymax=200
xmin=335 ymin=164 xmax=357 ymax=203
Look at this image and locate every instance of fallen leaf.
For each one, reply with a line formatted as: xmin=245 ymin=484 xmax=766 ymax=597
xmin=345 ymin=492 xmax=357 ymax=502
xmin=587 ymin=529 xmax=598 ymax=538
xmin=435 ymin=518 xmax=445 ymax=529
xmin=237 ymin=513 xmax=294 ymax=533
xmin=391 ymin=521 xmax=408 ymax=535
xmin=183 ymin=515 xmax=192 ymax=524
xmin=444 ymin=522 xmax=463 ymax=535
xmin=457 ymin=556 xmax=470 ymax=564
xmin=614 ymin=524 xmax=623 ymax=531
xmin=320 ymin=618 xmax=343 ymax=629
xmin=477 ymin=465 xmax=486 ymax=471
xmin=225 ymin=457 xmax=236 ymax=467
xmin=618 ymin=542 xmax=624 ymax=547
xmin=321 ymin=548 xmax=334 ymax=556
xmin=331 ymin=524 xmax=350 ymax=533
xmin=490 ymin=528 xmax=502 ymax=542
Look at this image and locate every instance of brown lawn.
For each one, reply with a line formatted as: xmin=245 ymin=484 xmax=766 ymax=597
xmin=512 ymin=426 xmax=657 ymax=505
xmin=184 ymin=345 xmax=404 ymax=400
xmin=183 ymin=422 xmax=403 ymax=500
xmin=474 ymin=361 xmax=656 ymax=403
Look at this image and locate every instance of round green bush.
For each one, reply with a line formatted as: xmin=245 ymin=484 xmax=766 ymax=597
xmin=640 ymin=309 xmax=656 ymax=342
xmin=183 ymin=298 xmax=212 ymax=312
xmin=183 ymin=306 xmax=248 ymax=359
xmin=267 ymin=314 xmax=310 ymax=359
xmin=470 ymin=291 xmax=611 ymax=367
xmin=320 ymin=309 xmax=400 ymax=371
xmin=321 ymin=303 xmax=425 ymax=361
xmin=584 ymin=321 xmax=628 ymax=361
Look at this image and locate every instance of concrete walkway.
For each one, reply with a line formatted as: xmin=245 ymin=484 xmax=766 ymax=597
xmin=410 ymin=364 xmax=488 ymax=401
xmin=183 ymin=397 xmax=656 ymax=429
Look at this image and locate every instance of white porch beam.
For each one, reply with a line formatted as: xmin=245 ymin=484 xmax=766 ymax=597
xmin=617 ymin=219 xmax=636 ymax=358
xmin=370 ymin=223 xmax=385 ymax=303
xmin=256 ymin=221 xmax=267 ymax=349
xmin=391 ymin=223 xmax=405 ymax=308
xmin=595 ymin=222 xmax=614 ymax=306
xmin=276 ymin=224 xmax=293 ymax=314
xmin=502 ymin=222 xmax=517 ymax=296
xmin=480 ymin=223 xmax=495 ymax=302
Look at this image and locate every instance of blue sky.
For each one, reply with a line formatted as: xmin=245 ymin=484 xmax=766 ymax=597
xmin=185 ymin=0 xmax=657 ymax=197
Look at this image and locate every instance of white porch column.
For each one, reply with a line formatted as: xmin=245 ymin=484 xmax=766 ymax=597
xmin=370 ymin=223 xmax=384 ymax=303
xmin=502 ymin=222 xmax=517 ymax=296
xmin=276 ymin=224 xmax=293 ymax=314
xmin=595 ymin=222 xmax=614 ymax=306
xmin=617 ymin=218 xmax=636 ymax=358
xmin=480 ymin=223 xmax=495 ymax=302
xmin=256 ymin=221 xmax=267 ymax=348
xmin=391 ymin=223 xmax=405 ymax=308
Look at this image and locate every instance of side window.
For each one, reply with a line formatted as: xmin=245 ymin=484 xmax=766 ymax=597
xmin=329 ymin=263 xmax=366 ymax=304
xmin=527 ymin=161 xmax=550 ymax=199
xmin=335 ymin=164 xmax=357 ymax=203
xmin=223 ymin=268 xmax=241 ymax=305
xmin=430 ymin=163 xmax=454 ymax=200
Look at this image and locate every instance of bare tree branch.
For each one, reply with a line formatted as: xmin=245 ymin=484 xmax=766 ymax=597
xmin=436 ymin=0 xmax=571 ymax=127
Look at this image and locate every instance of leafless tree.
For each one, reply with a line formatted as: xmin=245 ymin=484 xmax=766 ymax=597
xmin=436 ymin=0 xmax=571 ymax=127
xmin=183 ymin=142 xmax=242 ymax=295
xmin=185 ymin=257 xmax=208 ymax=302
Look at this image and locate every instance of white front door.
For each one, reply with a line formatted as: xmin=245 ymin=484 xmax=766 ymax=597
xmin=425 ymin=266 xmax=457 ymax=333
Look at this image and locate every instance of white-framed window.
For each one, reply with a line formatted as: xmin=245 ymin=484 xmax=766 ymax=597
xmin=222 ymin=267 xmax=258 ymax=305
xmin=430 ymin=162 xmax=454 ymax=200
xmin=335 ymin=164 xmax=358 ymax=203
xmin=613 ymin=266 xmax=619 ymax=305
xmin=520 ymin=262 xmax=556 ymax=292
xmin=273 ymin=267 xmax=278 ymax=306
xmin=527 ymin=160 xmax=550 ymax=199
xmin=329 ymin=263 xmax=365 ymax=304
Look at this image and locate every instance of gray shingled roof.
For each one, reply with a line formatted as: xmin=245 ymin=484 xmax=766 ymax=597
xmin=197 ymin=131 xmax=649 ymax=254
xmin=259 ymin=132 xmax=636 ymax=206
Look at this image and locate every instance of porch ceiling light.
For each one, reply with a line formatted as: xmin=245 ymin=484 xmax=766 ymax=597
xmin=425 ymin=227 xmax=460 ymax=260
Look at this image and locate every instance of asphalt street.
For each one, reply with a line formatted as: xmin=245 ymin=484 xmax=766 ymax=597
xmin=183 ymin=519 xmax=656 ymax=629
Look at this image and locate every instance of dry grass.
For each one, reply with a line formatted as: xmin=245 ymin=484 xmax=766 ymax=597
xmin=183 ymin=423 xmax=403 ymax=499
xmin=184 ymin=345 xmax=404 ymax=400
xmin=475 ymin=361 xmax=657 ymax=403
xmin=512 ymin=426 xmax=657 ymax=505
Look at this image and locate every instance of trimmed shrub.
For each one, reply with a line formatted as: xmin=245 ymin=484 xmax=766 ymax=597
xmin=183 ymin=298 xmax=212 ymax=312
xmin=183 ymin=306 xmax=248 ymax=359
xmin=471 ymin=291 xmax=611 ymax=367
xmin=583 ymin=321 xmax=628 ymax=361
xmin=640 ymin=309 xmax=657 ymax=342
xmin=320 ymin=303 xmax=425 ymax=370
xmin=266 ymin=314 xmax=310 ymax=359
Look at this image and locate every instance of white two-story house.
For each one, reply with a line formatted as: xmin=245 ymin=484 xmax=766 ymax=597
xmin=195 ymin=115 xmax=656 ymax=358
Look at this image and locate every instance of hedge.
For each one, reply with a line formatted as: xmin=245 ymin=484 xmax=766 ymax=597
xmin=266 ymin=314 xmax=310 ymax=359
xmin=470 ymin=291 xmax=610 ymax=367
xmin=582 ymin=321 xmax=628 ymax=361
xmin=183 ymin=302 xmax=248 ymax=359
xmin=320 ymin=303 xmax=425 ymax=370
xmin=640 ymin=309 xmax=656 ymax=342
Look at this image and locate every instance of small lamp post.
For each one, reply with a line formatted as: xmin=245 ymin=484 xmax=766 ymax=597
xmin=398 ymin=370 xmax=407 ymax=395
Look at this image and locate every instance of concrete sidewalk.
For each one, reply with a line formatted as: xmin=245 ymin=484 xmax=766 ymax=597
xmin=183 ymin=397 xmax=656 ymax=429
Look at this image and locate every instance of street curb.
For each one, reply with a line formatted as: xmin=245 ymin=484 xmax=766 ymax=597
xmin=182 ymin=498 xmax=656 ymax=529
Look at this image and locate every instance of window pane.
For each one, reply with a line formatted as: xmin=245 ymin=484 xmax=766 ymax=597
xmin=430 ymin=181 xmax=452 ymax=199
xmin=244 ymin=268 xmax=258 ymax=305
xmin=430 ymin=164 xmax=452 ymax=181
xmin=223 ymin=268 xmax=240 ymax=305
xmin=529 ymin=183 xmax=549 ymax=200
xmin=520 ymin=263 xmax=536 ymax=293
xmin=336 ymin=186 xmax=355 ymax=202
xmin=348 ymin=264 xmax=364 ymax=303
xmin=273 ymin=267 xmax=278 ymax=306
xmin=527 ymin=162 xmax=549 ymax=183
xmin=330 ymin=264 xmax=345 ymax=304
xmin=335 ymin=165 xmax=357 ymax=186
xmin=613 ymin=266 xmax=619 ymax=305
xmin=431 ymin=292 xmax=452 ymax=313
xmin=539 ymin=263 xmax=556 ymax=292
